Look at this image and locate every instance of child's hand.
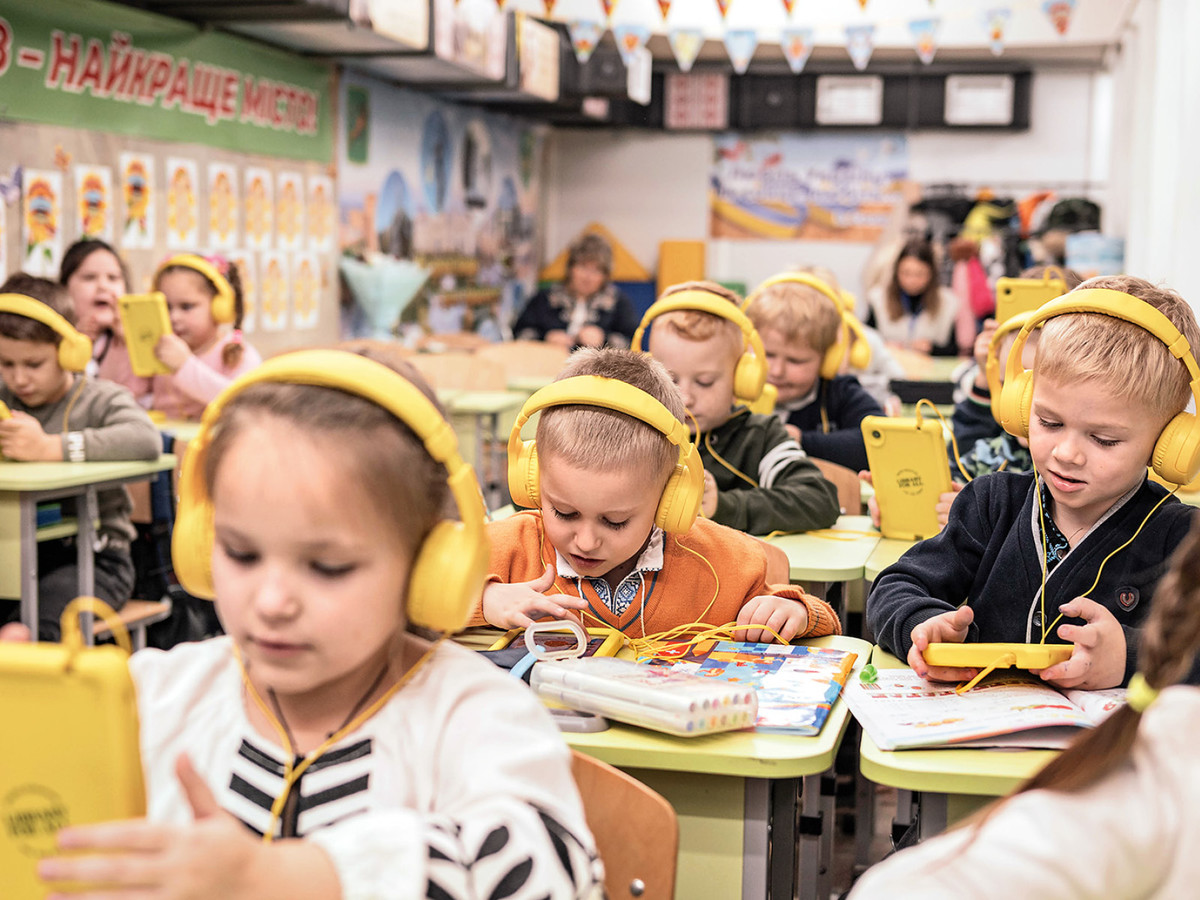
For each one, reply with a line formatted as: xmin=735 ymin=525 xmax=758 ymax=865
xmin=733 ymin=595 xmax=809 ymax=644
xmin=576 ymin=324 xmax=606 ymax=348
xmin=544 ymin=330 xmax=574 ymax=350
xmin=39 ymin=755 xmax=339 ymax=900
xmin=934 ymin=482 xmax=966 ymax=527
xmin=701 ymin=470 xmax=719 ymax=518
xmin=481 ymin=564 xmax=588 ymax=629
xmin=0 ymin=622 xmax=31 ymax=641
xmin=908 ymin=607 xmax=978 ymax=682
xmin=155 ymin=332 xmax=194 ymax=372
xmin=973 ymin=318 xmax=998 ymax=376
xmin=784 ymin=423 xmax=801 ymax=442
xmin=1038 ymin=598 xmax=1128 ymax=690
xmin=858 ymin=470 xmax=881 ymax=529
xmin=0 ymin=411 xmax=61 ymax=461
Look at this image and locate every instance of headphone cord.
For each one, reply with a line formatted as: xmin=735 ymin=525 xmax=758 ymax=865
xmin=687 ymin=407 xmax=760 ymax=488
xmin=60 ymin=373 xmax=85 ymax=436
xmin=915 ymin=398 xmax=974 ymax=483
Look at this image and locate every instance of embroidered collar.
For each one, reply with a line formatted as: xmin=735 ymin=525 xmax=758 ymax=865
xmin=555 ymin=527 xmax=665 ymax=616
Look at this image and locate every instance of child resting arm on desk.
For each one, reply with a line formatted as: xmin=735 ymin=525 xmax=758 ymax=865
xmin=472 ymin=347 xmax=840 ymax=642
xmin=866 ymin=276 xmax=1200 ymax=691
xmin=850 ymin=516 xmax=1200 ymax=899
xmin=34 ymin=346 xmax=602 ymax=899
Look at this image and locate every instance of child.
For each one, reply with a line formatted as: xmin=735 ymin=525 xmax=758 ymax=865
xmin=862 ymin=237 xmax=961 ymax=356
xmin=59 ymin=238 xmax=151 ymax=401
xmin=868 ymin=276 xmax=1200 ymax=691
xmin=476 ymin=347 xmax=840 ymax=641
xmin=641 ymin=281 xmax=841 ymax=535
xmin=744 ymin=270 xmax=884 ymax=472
xmin=150 ymin=253 xmax=262 ymax=419
xmin=37 ymin=346 xmax=602 ymax=898
xmin=849 ymin=517 xmax=1200 ymax=898
xmin=0 ymin=274 xmax=160 ymax=640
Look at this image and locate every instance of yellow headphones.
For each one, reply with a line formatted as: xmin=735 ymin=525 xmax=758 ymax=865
xmin=744 ymin=273 xmax=872 ymax=379
xmin=0 ymin=292 xmax=93 ymax=372
xmin=633 ymin=290 xmax=769 ymax=404
xmin=985 ymin=310 xmax=1035 ymax=425
xmin=172 ymin=349 xmax=489 ymax=633
xmin=507 ymin=375 xmax=704 ymax=534
xmin=155 ymin=254 xmax=237 ymax=324
xmin=999 ymin=289 xmax=1200 ymax=484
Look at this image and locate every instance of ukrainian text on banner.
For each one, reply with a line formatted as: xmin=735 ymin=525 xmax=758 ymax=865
xmin=0 ymin=0 xmax=333 ymax=162
xmin=709 ymin=133 xmax=908 ymax=241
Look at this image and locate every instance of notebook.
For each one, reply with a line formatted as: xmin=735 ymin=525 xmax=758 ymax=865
xmin=1 ymin=640 xmax=146 ymax=897
xmin=117 ymin=292 xmax=173 ymax=377
xmin=862 ymin=414 xmax=953 ymax=541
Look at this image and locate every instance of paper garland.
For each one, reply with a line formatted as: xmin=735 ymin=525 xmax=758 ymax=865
xmin=568 ymin=20 xmax=602 ymax=65
xmin=669 ymin=28 xmax=704 ymax=73
xmin=724 ymin=29 xmax=758 ymax=76
xmin=910 ymin=18 xmax=939 ymax=65
xmin=657 ymin=0 xmax=671 ymax=21
xmin=780 ymin=27 xmax=813 ymax=74
xmin=985 ymin=7 xmax=1011 ymax=56
xmin=715 ymin=0 xmax=732 ymax=19
xmin=845 ymin=24 xmax=875 ymax=71
xmin=613 ymin=24 xmax=651 ymax=67
xmin=1043 ymin=0 xmax=1075 ymax=36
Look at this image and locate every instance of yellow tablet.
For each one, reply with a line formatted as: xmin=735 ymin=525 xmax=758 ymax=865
xmin=862 ymin=415 xmax=953 ymax=541
xmin=922 ymin=642 xmax=1073 ymax=670
xmin=994 ymin=275 xmax=1068 ymax=325
xmin=0 ymin=398 xmax=10 ymax=420
xmin=117 ymin=292 xmax=173 ymax=377
xmin=1 ymin=638 xmax=145 ymax=898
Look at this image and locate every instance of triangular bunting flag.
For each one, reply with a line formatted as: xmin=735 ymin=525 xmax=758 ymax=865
xmin=857 ymin=0 xmax=869 ymax=8
xmin=724 ymin=29 xmax=758 ymax=75
xmin=985 ymin=7 xmax=1011 ymax=56
xmin=543 ymin=0 xmax=557 ymax=16
xmin=780 ymin=27 xmax=814 ymax=74
xmin=669 ymin=28 xmax=704 ymax=73
xmin=716 ymin=0 xmax=732 ymax=20
xmin=845 ymin=24 xmax=874 ymax=71
xmin=657 ymin=0 xmax=672 ymax=21
xmin=909 ymin=18 xmax=939 ymax=65
xmin=568 ymin=20 xmax=603 ymax=65
xmin=495 ymin=0 xmax=506 ymax=8
xmin=782 ymin=0 xmax=796 ymax=13
xmin=600 ymin=0 xmax=618 ymax=21
xmin=613 ymin=24 xmax=651 ymax=68
xmin=1043 ymin=0 xmax=1075 ymax=36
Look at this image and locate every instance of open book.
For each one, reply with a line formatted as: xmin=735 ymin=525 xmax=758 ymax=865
xmin=657 ymin=642 xmax=858 ymax=736
xmin=844 ymin=670 xmax=1126 ymax=750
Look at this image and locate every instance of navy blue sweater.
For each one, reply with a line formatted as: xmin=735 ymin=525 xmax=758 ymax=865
xmin=867 ymin=472 xmax=1196 ymax=685
xmin=782 ymin=375 xmax=883 ymax=473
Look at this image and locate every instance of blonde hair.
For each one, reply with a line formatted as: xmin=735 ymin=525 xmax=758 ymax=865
xmin=537 ymin=347 xmax=684 ymax=487
xmin=744 ymin=267 xmax=843 ymax=353
xmin=654 ymin=280 xmax=744 ymax=359
xmin=203 ymin=342 xmax=449 ymax=562
xmin=1035 ymin=275 xmax=1200 ymax=425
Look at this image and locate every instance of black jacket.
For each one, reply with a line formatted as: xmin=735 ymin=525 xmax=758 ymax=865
xmin=782 ymin=375 xmax=883 ymax=473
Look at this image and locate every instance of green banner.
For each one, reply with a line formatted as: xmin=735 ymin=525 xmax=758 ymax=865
xmin=0 ymin=0 xmax=333 ymax=162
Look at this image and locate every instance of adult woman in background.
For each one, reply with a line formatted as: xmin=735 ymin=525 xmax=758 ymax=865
xmin=862 ymin=236 xmax=961 ymax=356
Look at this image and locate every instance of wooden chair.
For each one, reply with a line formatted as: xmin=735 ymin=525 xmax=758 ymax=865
xmin=812 ymin=457 xmax=863 ymax=515
xmin=475 ymin=339 xmax=569 ymax=385
xmin=570 ymin=750 xmax=678 ymax=900
xmin=91 ymin=598 xmax=172 ymax=650
xmin=757 ymin=536 xmax=791 ymax=585
xmin=407 ymin=351 xmax=507 ymax=393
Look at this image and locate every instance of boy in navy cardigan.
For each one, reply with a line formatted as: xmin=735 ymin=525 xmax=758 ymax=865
xmin=868 ymin=275 xmax=1200 ymax=690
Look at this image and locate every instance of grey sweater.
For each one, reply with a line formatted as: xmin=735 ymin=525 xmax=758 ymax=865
xmin=1 ymin=377 xmax=161 ymax=547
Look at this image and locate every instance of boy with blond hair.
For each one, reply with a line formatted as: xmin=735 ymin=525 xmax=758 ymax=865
xmin=743 ymin=270 xmax=883 ymax=473
xmin=869 ymin=275 xmax=1200 ymax=691
xmin=642 ymin=281 xmax=840 ymax=535
xmin=475 ymin=348 xmax=840 ymax=641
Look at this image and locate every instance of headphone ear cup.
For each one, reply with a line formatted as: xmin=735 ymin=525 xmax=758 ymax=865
xmin=211 ymin=294 xmax=236 ymax=325
xmin=733 ymin=353 xmax=767 ymax=404
xmin=58 ymin=332 xmax=93 ymax=372
xmin=171 ymin=446 xmax=216 ymax=600
xmin=848 ymin=334 xmax=871 ymax=370
xmin=507 ymin=439 xmax=540 ymax=509
xmin=1153 ymin=412 xmax=1200 ymax=484
xmin=407 ymin=521 xmax=489 ymax=631
xmin=655 ymin=443 xmax=703 ymax=533
xmin=999 ymin=371 xmax=1035 ymax=439
xmin=820 ymin=326 xmax=849 ymax=380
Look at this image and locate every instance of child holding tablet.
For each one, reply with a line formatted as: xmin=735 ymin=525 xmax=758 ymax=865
xmin=37 ymin=346 xmax=602 ymax=898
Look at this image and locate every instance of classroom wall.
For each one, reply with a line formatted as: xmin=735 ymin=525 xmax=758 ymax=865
xmin=543 ymin=69 xmax=1108 ymax=300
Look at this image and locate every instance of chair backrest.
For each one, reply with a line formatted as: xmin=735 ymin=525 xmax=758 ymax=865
xmin=476 ymin=339 xmax=570 ymax=382
xmin=756 ymin=536 xmax=791 ymax=585
xmin=811 ymin=457 xmax=863 ymax=515
xmin=570 ymin=750 xmax=678 ymax=900
xmin=407 ymin=351 xmax=507 ymax=392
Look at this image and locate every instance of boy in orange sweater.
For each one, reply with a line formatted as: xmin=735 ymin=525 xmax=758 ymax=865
xmin=472 ymin=348 xmax=840 ymax=641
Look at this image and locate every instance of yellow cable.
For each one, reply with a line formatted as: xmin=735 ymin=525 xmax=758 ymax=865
xmin=688 ymin=406 xmax=760 ymax=488
xmin=954 ymin=653 xmax=1015 ymax=694
xmin=915 ymin=398 xmax=973 ymax=483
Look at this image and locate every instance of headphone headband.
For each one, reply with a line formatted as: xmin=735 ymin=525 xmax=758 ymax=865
xmin=633 ymin=291 xmax=765 ymax=360
xmin=985 ymin=310 xmax=1035 ymax=423
xmin=155 ymin=254 xmax=237 ymax=323
xmin=746 ymin=272 xmax=843 ymax=310
xmin=0 ymin=292 xmax=93 ymax=371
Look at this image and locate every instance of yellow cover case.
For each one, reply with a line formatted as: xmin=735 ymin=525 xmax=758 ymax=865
xmin=923 ymin=642 xmax=1074 ymax=670
xmin=0 ymin=399 xmax=10 ymax=420
xmin=117 ymin=292 xmax=173 ymax=377
xmin=994 ymin=276 xmax=1068 ymax=325
xmin=490 ymin=626 xmax=624 ymax=658
xmin=1 ymin=641 xmax=145 ymax=898
xmin=862 ymin=415 xmax=953 ymax=541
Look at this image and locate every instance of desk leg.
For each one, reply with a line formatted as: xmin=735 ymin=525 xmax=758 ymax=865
xmin=743 ymin=779 xmax=768 ymax=899
xmin=771 ymin=778 xmax=799 ymax=900
xmin=78 ymin=487 xmax=98 ymax=645
xmin=19 ymin=496 xmax=38 ymax=638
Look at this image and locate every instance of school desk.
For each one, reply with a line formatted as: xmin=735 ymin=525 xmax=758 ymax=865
xmin=864 ymin=536 xmax=918 ymax=582
xmin=0 ymin=456 xmax=177 ymax=640
xmin=766 ymin=515 xmax=881 ymax=624
xmin=858 ymin=647 xmax=1056 ymax=841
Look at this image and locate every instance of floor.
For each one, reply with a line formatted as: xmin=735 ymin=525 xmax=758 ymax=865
xmin=828 ymin=783 xmax=897 ymax=899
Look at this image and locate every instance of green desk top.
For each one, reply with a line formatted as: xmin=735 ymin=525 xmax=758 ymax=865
xmin=0 ymin=456 xmax=176 ymax=491
xmin=567 ymin=635 xmax=873 ymax=779
xmin=858 ymin=647 xmax=1057 ymax=796
xmin=508 ymin=375 xmax=553 ymax=394
xmin=159 ymin=419 xmax=203 ymax=443
xmin=767 ymin=515 xmax=881 ymax=582
xmin=444 ymin=390 xmax=527 ymax=415
xmin=864 ymin=537 xmax=917 ymax=582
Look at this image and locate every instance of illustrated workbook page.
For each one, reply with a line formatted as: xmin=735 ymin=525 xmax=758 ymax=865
xmin=843 ymin=670 xmax=1126 ymax=750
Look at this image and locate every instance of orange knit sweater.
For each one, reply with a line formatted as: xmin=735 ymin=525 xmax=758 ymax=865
xmin=472 ymin=511 xmax=841 ymax=638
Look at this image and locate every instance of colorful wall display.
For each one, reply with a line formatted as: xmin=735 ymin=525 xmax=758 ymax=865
xmin=0 ymin=0 xmax=333 ymax=161
xmin=207 ymin=162 xmax=240 ymax=249
xmin=709 ymin=132 xmax=908 ymax=241
xmin=337 ymin=72 xmax=545 ymax=339
xmin=164 ymin=157 xmax=199 ymax=248
xmin=118 ymin=151 xmax=155 ymax=249
xmin=244 ymin=166 xmax=274 ymax=251
xmin=74 ymin=164 xmax=113 ymax=242
xmin=22 ymin=169 xmax=62 ymax=276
